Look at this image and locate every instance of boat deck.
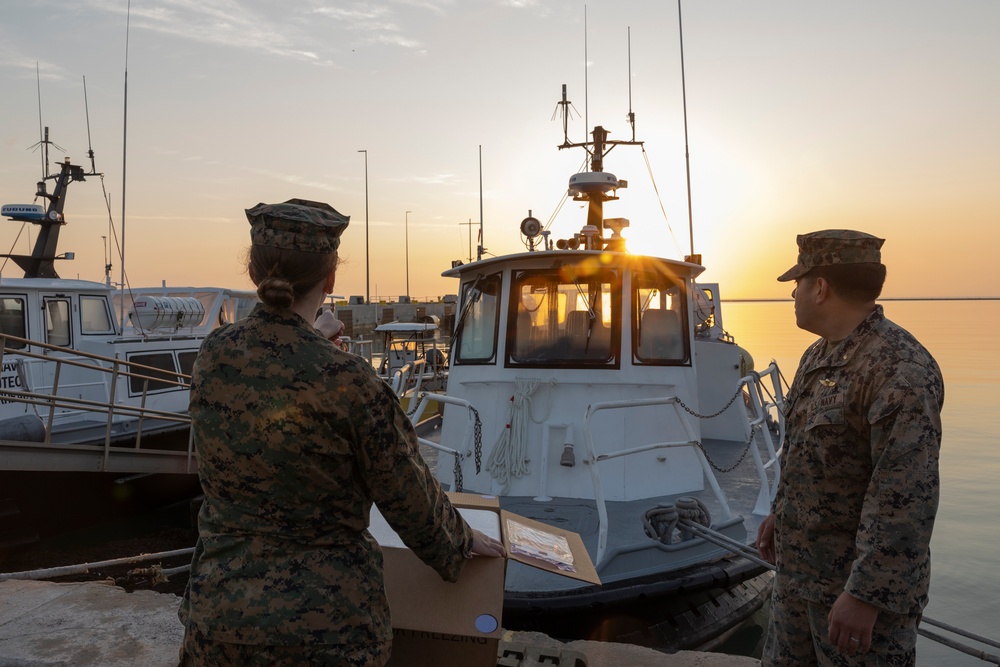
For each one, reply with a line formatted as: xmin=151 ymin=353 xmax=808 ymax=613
xmin=418 ymin=426 xmax=775 ymax=595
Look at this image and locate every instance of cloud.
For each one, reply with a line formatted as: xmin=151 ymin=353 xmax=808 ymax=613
xmin=79 ymin=0 xmax=335 ymax=64
xmin=389 ymin=172 xmax=460 ymax=186
xmin=72 ymin=0 xmax=435 ymax=62
xmin=0 ymin=45 xmax=69 ymax=82
xmin=243 ymin=166 xmax=350 ymax=193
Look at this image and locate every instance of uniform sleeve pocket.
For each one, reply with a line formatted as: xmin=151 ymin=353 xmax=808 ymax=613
xmin=868 ymin=372 xmax=907 ymax=424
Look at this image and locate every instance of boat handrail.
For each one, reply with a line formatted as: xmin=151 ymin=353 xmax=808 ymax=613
xmin=5 ymin=340 xmax=190 ymax=391
xmin=738 ymin=361 xmax=785 ymax=515
xmin=0 ymin=334 xmax=193 ymax=467
xmin=388 ymin=358 xmax=427 ymax=398
xmin=342 ymin=337 xmax=374 ymax=365
xmin=582 ymin=396 xmax=732 ymax=565
xmin=412 ymin=392 xmax=480 ymax=493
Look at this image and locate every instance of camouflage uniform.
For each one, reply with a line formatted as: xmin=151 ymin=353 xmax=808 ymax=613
xmin=764 ymin=231 xmax=944 ymax=666
xmin=179 ymin=198 xmax=473 ymax=666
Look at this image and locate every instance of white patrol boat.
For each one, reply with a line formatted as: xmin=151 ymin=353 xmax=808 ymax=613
xmin=0 ymin=153 xmax=255 ymax=544
xmin=408 ymin=106 xmax=787 ymax=650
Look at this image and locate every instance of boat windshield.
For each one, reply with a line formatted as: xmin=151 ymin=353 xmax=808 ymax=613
xmin=507 ymin=268 xmax=619 ymax=368
xmin=454 ymin=273 xmax=502 ymax=364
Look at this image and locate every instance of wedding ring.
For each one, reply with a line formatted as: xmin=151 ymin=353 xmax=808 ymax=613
xmin=849 ymin=637 xmax=860 ymax=644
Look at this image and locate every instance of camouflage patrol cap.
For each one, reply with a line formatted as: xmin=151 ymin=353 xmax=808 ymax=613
xmin=777 ymin=229 xmax=884 ymax=282
xmin=245 ymin=198 xmax=349 ymax=253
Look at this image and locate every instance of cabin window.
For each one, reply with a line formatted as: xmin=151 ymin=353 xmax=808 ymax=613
xmin=178 ymin=351 xmax=198 ymax=378
xmin=43 ymin=298 xmax=72 ymax=347
xmin=127 ymin=352 xmax=181 ymax=394
xmin=80 ymin=296 xmax=115 ymax=333
xmin=633 ymin=270 xmax=689 ymax=364
xmin=0 ymin=297 xmax=27 ymax=349
xmin=507 ymin=268 xmax=619 ymax=367
xmin=454 ymin=273 xmax=502 ymax=364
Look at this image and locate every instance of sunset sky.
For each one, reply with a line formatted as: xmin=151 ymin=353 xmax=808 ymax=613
xmin=1 ymin=0 xmax=998 ymax=301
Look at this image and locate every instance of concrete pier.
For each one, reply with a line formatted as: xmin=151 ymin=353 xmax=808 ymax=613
xmin=0 ymin=580 xmax=759 ymax=667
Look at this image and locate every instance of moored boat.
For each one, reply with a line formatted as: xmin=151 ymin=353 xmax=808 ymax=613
xmin=408 ymin=106 xmax=787 ymax=650
xmin=0 ymin=150 xmax=255 ymax=544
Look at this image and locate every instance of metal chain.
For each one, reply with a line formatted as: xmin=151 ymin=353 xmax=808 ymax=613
xmin=453 ymin=456 xmax=463 ymax=492
xmin=406 ymin=391 xmax=427 ymax=418
xmin=695 ymin=433 xmax=754 ymax=473
xmin=675 ymin=387 xmax=754 ymax=472
xmin=471 ymin=406 xmax=482 ymax=474
xmin=676 ymin=386 xmax=744 ymax=419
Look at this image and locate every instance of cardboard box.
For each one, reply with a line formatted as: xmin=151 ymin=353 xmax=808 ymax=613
xmin=370 ymin=493 xmax=600 ymax=667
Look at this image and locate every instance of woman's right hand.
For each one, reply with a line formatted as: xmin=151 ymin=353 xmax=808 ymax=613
xmin=471 ymin=529 xmax=506 ymax=558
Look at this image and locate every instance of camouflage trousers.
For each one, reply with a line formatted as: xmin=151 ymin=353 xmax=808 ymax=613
xmin=762 ymin=574 xmax=919 ymax=666
xmin=179 ymin=624 xmax=391 ymax=667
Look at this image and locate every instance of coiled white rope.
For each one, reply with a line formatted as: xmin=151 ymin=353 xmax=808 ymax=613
xmin=485 ymin=377 xmax=541 ymax=490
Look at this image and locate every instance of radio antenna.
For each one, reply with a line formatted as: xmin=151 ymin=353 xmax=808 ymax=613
xmin=583 ymin=5 xmax=589 ymax=138
xmin=627 ymin=27 xmax=636 ymax=141
xmin=83 ymin=76 xmax=97 ymax=174
xmin=35 ymin=63 xmax=46 ymax=178
xmin=677 ymin=0 xmax=695 ymax=259
xmin=28 ymin=64 xmax=64 ymax=182
xmin=119 ymin=0 xmax=132 ymax=331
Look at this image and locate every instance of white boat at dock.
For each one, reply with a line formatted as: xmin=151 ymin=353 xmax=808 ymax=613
xmin=0 ymin=152 xmax=255 ymax=544
xmin=406 ymin=110 xmax=786 ymax=650
xmin=369 ymin=319 xmax=449 ymax=395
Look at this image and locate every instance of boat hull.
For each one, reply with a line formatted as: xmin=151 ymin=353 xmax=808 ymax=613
xmin=503 ymin=555 xmax=772 ymax=651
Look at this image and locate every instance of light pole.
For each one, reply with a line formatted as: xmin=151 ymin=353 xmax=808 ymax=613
xmin=358 ymin=149 xmax=369 ymax=304
xmin=405 ymin=210 xmax=411 ymax=299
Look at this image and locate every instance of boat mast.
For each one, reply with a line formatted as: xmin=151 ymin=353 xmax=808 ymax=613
xmin=1 ymin=154 xmax=96 ymax=279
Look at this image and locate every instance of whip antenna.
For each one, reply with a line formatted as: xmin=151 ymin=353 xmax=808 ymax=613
xmin=119 ymin=0 xmax=132 ymax=330
xmin=677 ymin=0 xmax=695 ymax=260
xmin=627 ymin=27 xmax=636 ymax=141
xmin=35 ymin=63 xmax=46 ymax=179
xmin=83 ymin=76 xmax=97 ymax=174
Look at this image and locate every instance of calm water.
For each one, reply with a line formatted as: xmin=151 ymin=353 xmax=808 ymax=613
xmin=722 ymin=299 xmax=1000 ymax=666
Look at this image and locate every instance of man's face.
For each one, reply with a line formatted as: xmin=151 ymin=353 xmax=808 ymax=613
xmin=792 ymin=274 xmax=818 ymax=333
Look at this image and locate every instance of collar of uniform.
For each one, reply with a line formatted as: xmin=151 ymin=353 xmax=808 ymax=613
xmin=249 ymin=302 xmax=312 ymax=329
xmin=823 ymin=305 xmax=885 ymax=367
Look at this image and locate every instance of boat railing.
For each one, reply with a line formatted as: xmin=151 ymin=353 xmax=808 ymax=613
xmin=388 ymin=358 xmax=427 ymax=398
xmin=738 ymin=361 xmax=786 ymax=515
xmin=0 ymin=335 xmax=193 ymax=468
xmin=582 ymin=396 xmax=733 ymax=566
xmin=342 ymin=337 xmax=374 ymax=365
xmin=581 ymin=370 xmax=785 ymax=566
xmin=412 ymin=392 xmax=480 ymax=492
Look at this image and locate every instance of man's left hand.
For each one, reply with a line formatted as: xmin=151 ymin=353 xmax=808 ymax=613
xmin=827 ymin=591 xmax=878 ymax=656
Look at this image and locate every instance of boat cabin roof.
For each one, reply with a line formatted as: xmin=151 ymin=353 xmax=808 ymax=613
xmin=441 ymin=249 xmax=706 ymax=280
xmin=0 ymin=277 xmax=112 ymax=292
